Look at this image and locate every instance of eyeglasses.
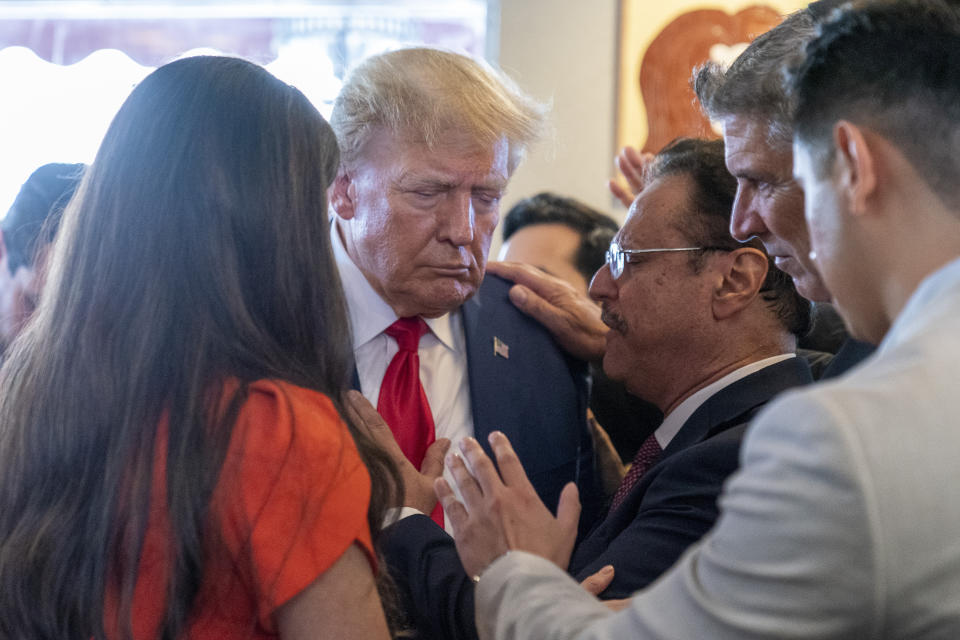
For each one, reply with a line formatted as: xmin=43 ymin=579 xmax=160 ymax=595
xmin=605 ymin=241 xmax=727 ymax=279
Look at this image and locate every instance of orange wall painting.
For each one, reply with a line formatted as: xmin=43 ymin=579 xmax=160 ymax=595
xmin=616 ymin=3 xmax=804 ymax=155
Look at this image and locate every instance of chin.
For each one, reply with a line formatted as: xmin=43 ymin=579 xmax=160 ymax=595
xmin=419 ymin=283 xmax=479 ymax=316
xmin=795 ymin=273 xmax=832 ymax=304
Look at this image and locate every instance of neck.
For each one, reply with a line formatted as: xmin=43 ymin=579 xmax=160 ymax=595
xmin=866 ymin=196 xmax=960 ymax=344
xmin=655 ymin=335 xmax=793 ymax=415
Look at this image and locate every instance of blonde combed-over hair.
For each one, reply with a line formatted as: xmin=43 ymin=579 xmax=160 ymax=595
xmin=331 ymin=47 xmax=547 ymax=174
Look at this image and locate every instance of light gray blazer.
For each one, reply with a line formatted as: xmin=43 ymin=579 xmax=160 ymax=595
xmin=476 ymin=256 xmax=960 ymax=640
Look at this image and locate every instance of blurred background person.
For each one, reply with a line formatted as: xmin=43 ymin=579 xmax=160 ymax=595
xmin=0 ymin=162 xmax=84 ymax=353
xmin=499 ymin=192 xmax=618 ymax=295
xmin=0 ymin=56 xmax=399 ymax=639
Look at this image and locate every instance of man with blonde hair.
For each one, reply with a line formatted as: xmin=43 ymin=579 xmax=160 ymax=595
xmin=328 ymin=47 xmax=601 ymax=636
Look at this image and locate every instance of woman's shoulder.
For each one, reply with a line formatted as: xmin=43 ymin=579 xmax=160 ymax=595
xmin=228 ymin=379 xmax=358 ymax=466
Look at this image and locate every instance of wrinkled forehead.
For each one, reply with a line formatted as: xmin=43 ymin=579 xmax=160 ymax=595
xmin=352 ymin=123 xmax=517 ymax=175
xmin=722 ymin=116 xmax=794 ymax=175
xmin=618 ymin=175 xmax=693 ymax=246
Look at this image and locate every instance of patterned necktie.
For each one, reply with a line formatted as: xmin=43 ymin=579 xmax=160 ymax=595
xmin=608 ymin=433 xmax=663 ymax=514
xmin=377 ymin=316 xmax=443 ymax=526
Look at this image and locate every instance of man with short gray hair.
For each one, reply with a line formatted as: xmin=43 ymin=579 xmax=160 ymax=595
xmin=693 ymin=0 xmax=873 ymax=374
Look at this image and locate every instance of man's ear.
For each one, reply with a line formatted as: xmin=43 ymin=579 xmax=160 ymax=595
xmin=330 ymin=170 xmax=357 ymax=221
xmin=833 ymin=120 xmax=877 ymax=216
xmin=712 ymin=247 xmax=768 ymax=321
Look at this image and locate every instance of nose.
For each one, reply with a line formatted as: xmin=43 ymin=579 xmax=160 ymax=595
xmin=588 ymin=262 xmax=617 ymax=304
xmin=438 ymin=192 xmax=475 ymax=246
xmin=729 ymin=185 xmax=768 ymax=242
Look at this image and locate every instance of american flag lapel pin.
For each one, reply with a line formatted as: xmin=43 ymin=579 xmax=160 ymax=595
xmin=493 ymin=336 xmax=510 ymax=359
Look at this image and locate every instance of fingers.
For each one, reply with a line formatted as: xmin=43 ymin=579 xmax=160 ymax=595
xmin=507 ymin=285 xmax=567 ymax=334
xmin=579 ymin=565 xmax=615 ymax=596
xmin=345 ymin=390 xmax=401 ymax=454
xmin=617 ymin=145 xmax=650 ymax=192
xmin=487 ymin=431 xmax=534 ymax=491
xmin=445 ymin=447 xmax=487 ymax=509
xmin=487 ymin=260 xmax=572 ymax=297
xmin=456 ymin=437 xmax=508 ymax=497
xmin=508 ymin=285 xmax=607 ymax=363
xmin=608 ymin=179 xmax=635 ymax=209
xmin=556 ymin=482 xmax=582 ymax=541
xmin=435 ymin=477 xmax=470 ymax=533
xmin=421 ymin=438 xmax=451 ymax=480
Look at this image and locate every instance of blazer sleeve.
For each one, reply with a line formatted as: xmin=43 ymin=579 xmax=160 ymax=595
xmin=382 ymin=514 xmax=480 ymax=640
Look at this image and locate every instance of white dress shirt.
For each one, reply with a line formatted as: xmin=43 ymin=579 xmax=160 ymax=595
xmin=332 ymin=221 xmax=473 ymax=532
xmin=474 ymin=257 xmax=960 ymax=640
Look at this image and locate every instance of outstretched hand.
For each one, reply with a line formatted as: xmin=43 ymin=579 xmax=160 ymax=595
xmin=486 ymin=261 xmax=608 ymax=363
xmin=346 ymin=390 xmax=450 ymax=514
xmin=608 ymin=145 xmax=655 ymax=208
xmin=434 ymin=431 xmax=581 ymax=579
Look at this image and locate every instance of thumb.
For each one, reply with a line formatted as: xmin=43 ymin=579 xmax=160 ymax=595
xmin=508 ymin=284 xmax=561 ymax=330
xmin=579 ymin=565 xmax=615 ymax=596
xmin=421 ymin=438 xmax=451 ymax=479
xmin=556 ymin=482 xmax=581 ymax=540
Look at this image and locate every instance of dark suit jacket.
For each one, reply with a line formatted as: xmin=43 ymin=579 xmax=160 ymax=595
xmin=820 ymin=338 xmax=874 ymax=379
xmin=353 ymin=274 xmax=599 ymax=523
xmin=569 ymin=356 xmax=813 ymax=597
xmin=382 ymin=356 xmax=812 ymax=639
xmin=461 ymin=274 xmax=600 ymax=526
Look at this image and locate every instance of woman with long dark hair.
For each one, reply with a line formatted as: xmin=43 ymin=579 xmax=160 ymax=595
xmin=0 ymin=55 xmax=399 ymax=639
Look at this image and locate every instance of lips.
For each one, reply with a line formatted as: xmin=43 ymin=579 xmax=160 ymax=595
xmin=431 ymin=264 xmax=471 ymax=276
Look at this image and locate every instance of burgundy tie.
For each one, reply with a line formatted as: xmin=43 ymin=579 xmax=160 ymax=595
xmin=377 ymin=317 xmax=443 ymax=526
xmin=608 ymin=433 xmax=663 ymax=513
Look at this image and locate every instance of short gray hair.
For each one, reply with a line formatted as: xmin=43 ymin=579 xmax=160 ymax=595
xmin=331 ymin=47 xmax=547 ymax=174
xmin=692 ymin=0 xmax=845 ymax=144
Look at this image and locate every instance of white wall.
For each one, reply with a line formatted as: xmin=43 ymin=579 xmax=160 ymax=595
xmin=494 ymin=0 xmax=622 ymax=255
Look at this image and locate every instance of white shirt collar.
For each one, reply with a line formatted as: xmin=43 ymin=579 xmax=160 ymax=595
xmin=654 ymin=354 xmax=796 ymax=449
xmin=330 ymin=219 xmax=459 ymax=351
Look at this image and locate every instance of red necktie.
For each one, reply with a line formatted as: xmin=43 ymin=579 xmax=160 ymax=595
xmin=608 ymin=433 xmax=663 ymax=514
xmin=377 ymin=317 xmax=443 ymax=526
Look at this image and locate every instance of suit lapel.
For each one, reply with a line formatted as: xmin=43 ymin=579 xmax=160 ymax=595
xmin=461 ymin=287 xmax=491 ymax=444
xmin=662 ymin=356 xmax=814 ymax=458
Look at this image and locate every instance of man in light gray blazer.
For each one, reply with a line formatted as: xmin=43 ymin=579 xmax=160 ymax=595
xmin=436 ymin=2 xmax=960 ymax=638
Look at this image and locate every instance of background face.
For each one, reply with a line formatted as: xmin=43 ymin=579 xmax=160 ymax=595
xmin=0 ymin=259 xmax=39 ymax=351
xmin=723 ymin=115 xmax=832 ymax=302
xmin=337 ymin=130 xmax=509 ymax=318
xmin=589 ymin=174 xmax=717 ymax=408
xmin=498 ymin=223 xmax=590 ymax=294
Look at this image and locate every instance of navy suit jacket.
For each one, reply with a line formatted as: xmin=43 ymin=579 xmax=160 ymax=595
xmin=382 ymin=356 xmax=812 ymax=639
xmin=460 ymin=275 xmax=599 ymax=523
xmin=353 ymin=274 xmax=599 ymax=520
xmin=568 ymin=356 xmax=813 ymax=597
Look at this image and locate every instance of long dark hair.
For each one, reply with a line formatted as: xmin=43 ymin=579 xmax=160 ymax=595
xmin=0 ymin=55 xmax=399 ymax=639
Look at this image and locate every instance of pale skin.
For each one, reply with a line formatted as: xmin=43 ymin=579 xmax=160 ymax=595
xmin=611 ymin=120 xmax=833 ymax=304
xmin=330 ymin=128 xmax=509 ymax=319
xmin=793 ymin=120 xmax=960 ymax=344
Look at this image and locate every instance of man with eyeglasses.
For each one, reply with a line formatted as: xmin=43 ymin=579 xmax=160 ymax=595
xmin=373 ymin=137 xmax=813 ymax=640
